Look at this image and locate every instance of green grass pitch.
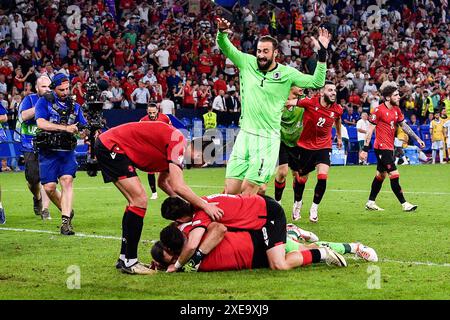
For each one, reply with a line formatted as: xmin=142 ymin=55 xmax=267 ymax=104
xmin=0 ymin=165 xmax=449 ymax=300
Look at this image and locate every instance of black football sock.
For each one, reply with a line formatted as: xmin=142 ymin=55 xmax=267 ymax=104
xmin=293 ymin=176 xmax=307 ymax=202
xmin=369 ymin=176 xmax=384 ymax=201
xmin=120 ymin=209 xmax=128 ymax=256
xmin=313 ymin=175 xmax=327 ymax=205
xmin=389 ymin=175 xmax=406 ymax=204
xmin=125 ymin=206 xmax=146 ymax=261
xmin=148 ymin=174 xmax=157 ymax=193
xmin=274 ymin=179 xmax=286 ymax=201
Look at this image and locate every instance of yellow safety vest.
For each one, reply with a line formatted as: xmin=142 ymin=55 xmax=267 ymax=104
xmin=203 ymin=112 xmax=217 ymax=129
xmin=421 ymin=97 xmax=434 ymax=117
xmin=270 ymin=11 xmax=277 ymax=30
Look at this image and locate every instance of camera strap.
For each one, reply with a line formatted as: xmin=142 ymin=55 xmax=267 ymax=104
xmin=45 ymin=94 xmax=77 ymax=125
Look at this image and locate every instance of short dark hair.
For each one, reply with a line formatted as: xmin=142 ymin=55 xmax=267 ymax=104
xmin=161 ymin=196 xmax=193 ymax=220
xmin=325 ymin=80 xmax=335 ymax=86
xmin=150 ymin=241 xmax=168 ymax=269
xmin=258 ymin=35 xmax=278 ymax=50
xmin=160 ymin=223 xmax=185 ymax=255
xmin=381 ymin=85 xmax=398 ymax=99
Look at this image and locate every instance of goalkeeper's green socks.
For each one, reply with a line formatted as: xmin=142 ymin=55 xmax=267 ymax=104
xmin=315 ymin=242 xmax=358 ymax=255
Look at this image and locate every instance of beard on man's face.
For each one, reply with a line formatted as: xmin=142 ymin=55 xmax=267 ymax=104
xmin=389 ymin=98 xmax=399 ymax=106
xmin=257 ymin=56 xmax=273 ymax=71
xmin=323 ymin=93 xmax=336 ymax=105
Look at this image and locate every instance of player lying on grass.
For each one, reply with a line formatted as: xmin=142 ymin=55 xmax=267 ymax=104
xmin=159 ymin=194 xmax=347 ymax=272
xmin=94 ymin=122 xmax=223 ymax=274
xmin=151 ymin=222 xmax=346 ymax=272
xmin=150 ymin=222 xmax=377 ymax=272
xmin=285 ymin=223 xmax=378 ymax=262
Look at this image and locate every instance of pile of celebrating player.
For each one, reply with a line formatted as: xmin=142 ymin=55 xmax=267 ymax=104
xmin=9 ymin=18 xmax=426 ymax=275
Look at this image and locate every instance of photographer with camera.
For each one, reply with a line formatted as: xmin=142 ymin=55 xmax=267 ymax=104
xmin=34 ymin=73 xmax=87 ymax=235
xmin=18 ymin=75 xmax=61 ymax=220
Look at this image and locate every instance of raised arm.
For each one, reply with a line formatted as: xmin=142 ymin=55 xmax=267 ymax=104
xmin=291 ymin=28 xmax=330 ymax=89
xmin=215 ymin=18 xmax=250 ymax=69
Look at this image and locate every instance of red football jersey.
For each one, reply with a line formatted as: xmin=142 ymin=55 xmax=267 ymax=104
xmin=199 ymin=232 xmax=254 ymax=271
xmin=139 ymin=113 xmax=171 ymax=124
xmin=191 ymin=194 xmax=268 ymax=231
xmin=369 ymin=103 xmax=405 ymax=150
xmin=178 ymin=222 xmax=254 ymax=271
xmin=98 ymin=122 xmax=186 ymax=172
xmin=296 ymin=96 xmax=343 ymax=150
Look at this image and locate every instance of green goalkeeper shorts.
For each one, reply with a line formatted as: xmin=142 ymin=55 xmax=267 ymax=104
xmin=226 ymin=130 xmax=280 ymax=186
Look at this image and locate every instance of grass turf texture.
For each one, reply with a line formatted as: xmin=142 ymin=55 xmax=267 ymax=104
xmin=0 ymin=165 xmax=449 ymax=300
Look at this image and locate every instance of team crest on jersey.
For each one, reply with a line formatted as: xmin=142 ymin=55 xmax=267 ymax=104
xmin=330 ymin=112 xmax=335 ymax=118
xmin=273 ymin=72 xmax=281 ymax=80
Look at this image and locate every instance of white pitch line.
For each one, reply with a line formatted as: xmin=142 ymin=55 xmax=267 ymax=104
xmin=3 ymin=185 xmax=450 ymax=195
xmin=0 ymin=227 xmax=449 ymax=268
xmin=188 ymin=185 xmax=450 ymax=195
xmin=0 ymin=227 xmax=121 ymax=240
xmin=380 ymin=259 xmax=450 ymax=267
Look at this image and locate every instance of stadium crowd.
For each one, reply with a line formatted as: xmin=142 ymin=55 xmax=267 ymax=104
xmin=0 ymin=0 xmax=448 ymax=149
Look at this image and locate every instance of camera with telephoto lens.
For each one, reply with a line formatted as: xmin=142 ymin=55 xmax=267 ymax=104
xmin=81 ymin=59 xmax=107 ymax=177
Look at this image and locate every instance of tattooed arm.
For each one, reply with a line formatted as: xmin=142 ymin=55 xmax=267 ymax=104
xmin=359 ymin=123 xmax=376 ymax=161
xmin=399 ymin=121 xmax=425 ymax=148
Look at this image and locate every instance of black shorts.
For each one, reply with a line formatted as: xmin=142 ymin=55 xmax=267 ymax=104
xmin=291 ymin=147 xmax=331 ymax=175
xmin=249 ymin=196 xmax=286 ymax=268
xmin=250 ymin=230 xmax=270 ymax=269
xmin=375 ymin=149 xmax=397 ymax=173
xmin=278 ymin=142 xmax=301 ymax=168
xmin=94 ymin=138 xmax=137 ymax=183
xmin=261 ymin=195 xmax=287 ymax=249
xmin=23 ymin=152 xmax=41 ymax=185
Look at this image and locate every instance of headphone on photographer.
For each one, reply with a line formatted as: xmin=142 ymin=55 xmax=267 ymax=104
xmin=50 ymin=73 xmax=69 ymax=90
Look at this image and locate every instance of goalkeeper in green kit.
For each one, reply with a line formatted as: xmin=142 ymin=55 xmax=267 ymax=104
xmin=216 ymin=18 xmax=330 ymax=195
xmin=274 ymin=87 xmax=307 ymax=220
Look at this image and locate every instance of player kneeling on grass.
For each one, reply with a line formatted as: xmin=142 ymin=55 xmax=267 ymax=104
xmin=94 ymin=122 xmax=223 ymax=275
xmin=157 ymin=194 xmax=347 ymax=272
xmin=284 ymin=81 xmax=343 ymax=223
xmin=360 ymin=85 xmax=425 ymax=212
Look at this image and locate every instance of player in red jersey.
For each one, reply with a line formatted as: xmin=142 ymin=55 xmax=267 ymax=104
xmin=139 ymin=102 xmax=171 ymax=124
xmin=158 ymin=194 xmax=346 ymax=271
xmin=285 ymin=81 xmax=343 ymax=223
xmin=139 ymin=103 xmax=172 ymax=201
xmin=94 ymin=122 xmax=223 ymax=274
xmin=360 ymin=85 xmax=425 ymax=212
xmin=150 ymin=221 xmax=347 ymax=272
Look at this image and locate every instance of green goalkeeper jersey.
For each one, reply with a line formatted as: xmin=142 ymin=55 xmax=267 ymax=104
xmin=280 ymin=102 xmax=304 ymax=147
xmin=217 ymin=32 xmax=326 ymax=138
